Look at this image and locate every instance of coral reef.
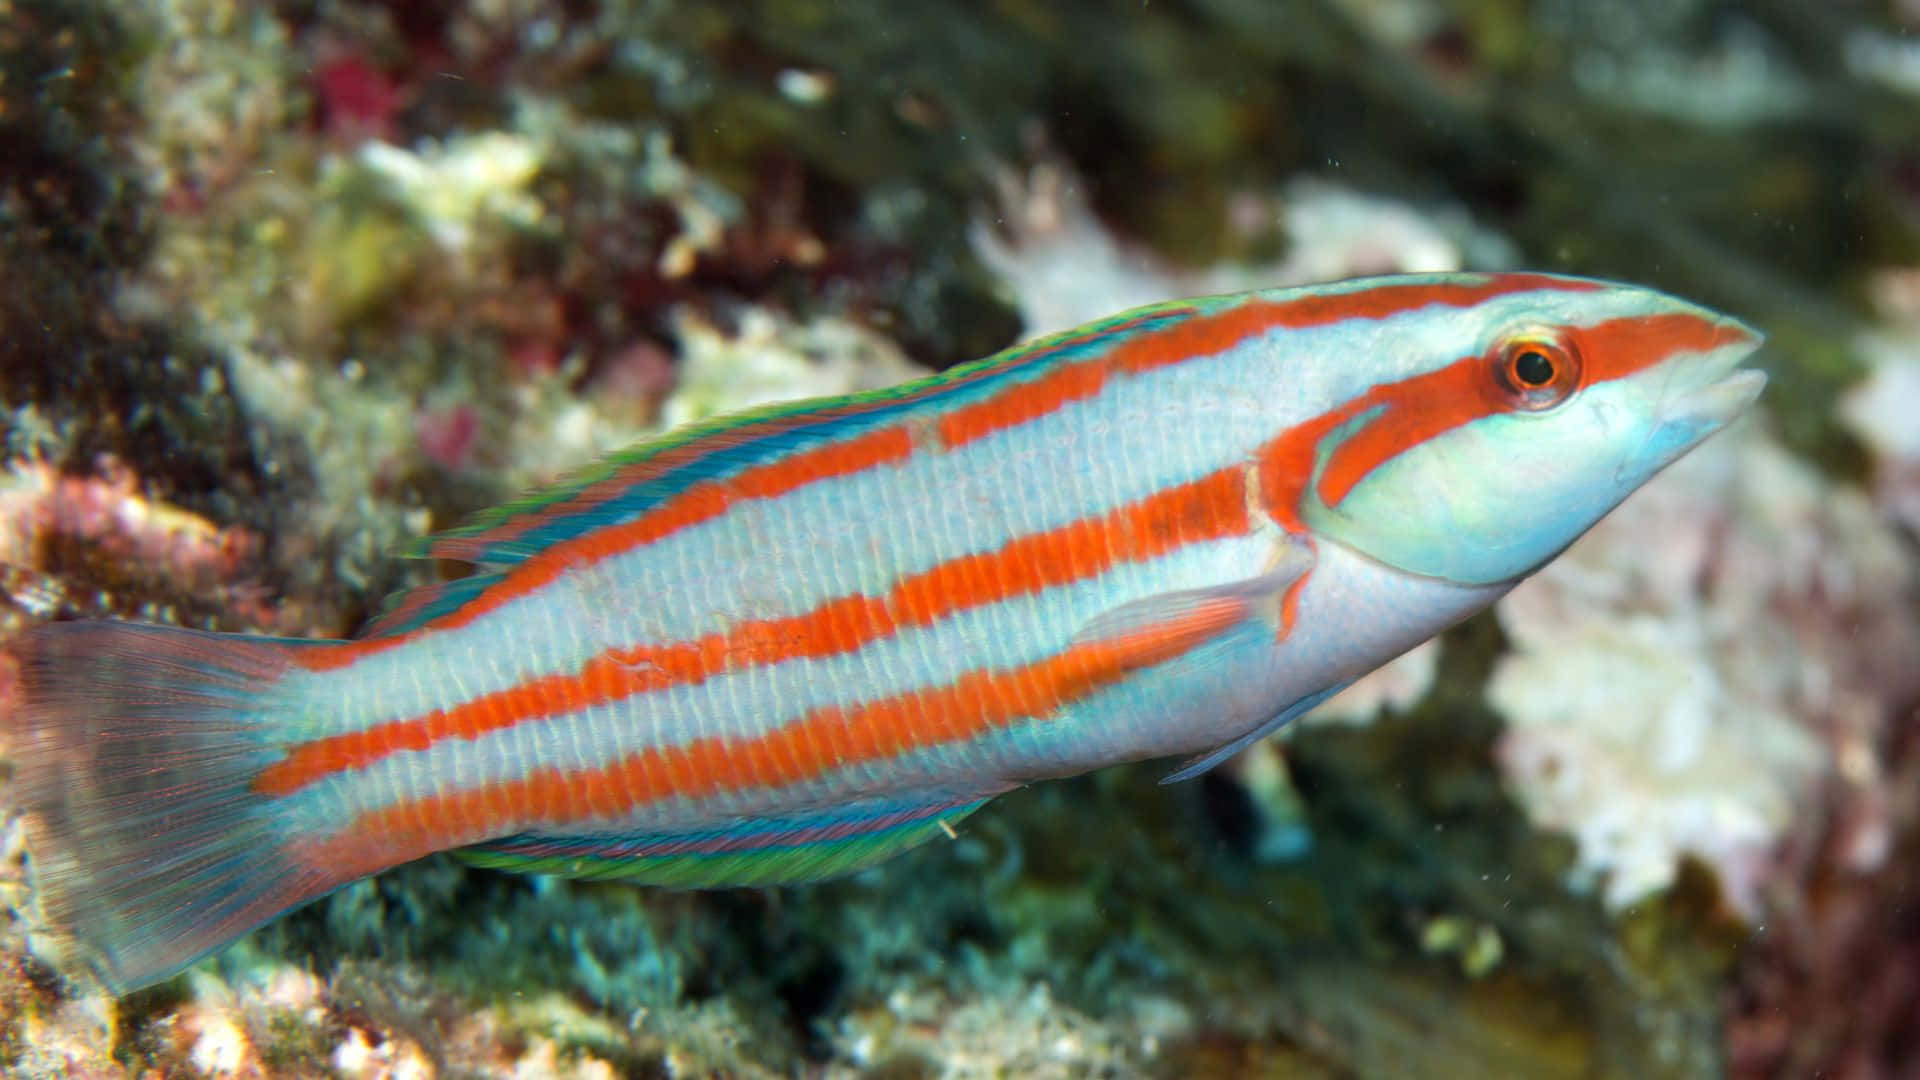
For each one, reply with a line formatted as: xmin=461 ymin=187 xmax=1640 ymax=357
xmin=1 ymin=0 xmax=1919 ymax=1076
xmin=1840 ymin=275 xmax=1920 ymax=535
xmin=1491 ymin=421 xmax=1920 ymax=915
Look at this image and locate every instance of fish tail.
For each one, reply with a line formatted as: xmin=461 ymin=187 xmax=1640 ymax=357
xmin=8 ymin=620 xmax=348 ymax=993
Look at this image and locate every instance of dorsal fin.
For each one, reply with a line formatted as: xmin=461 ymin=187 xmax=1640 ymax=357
xmin=418 ymin=300 xmax=1206 ymax=567
xmin=359 ymin=570 xmax=501 ymax=639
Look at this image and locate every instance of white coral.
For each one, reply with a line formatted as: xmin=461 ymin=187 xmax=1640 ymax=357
xmin=357 ymin=132 xmax=545 ymax=253
xmin=1840 ymin=329 xmax=1920 ymax=533
xmin=660 ymin=309 xmax=930 ymax=430
xmin=1490 ymin=422 xmax=1918 ymax=916
xmin=973 ymin=161 xmax=1512 ymax=339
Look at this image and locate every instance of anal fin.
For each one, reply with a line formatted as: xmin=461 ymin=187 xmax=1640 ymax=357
xmin=457 ymin=794 xmax=992 ymax=887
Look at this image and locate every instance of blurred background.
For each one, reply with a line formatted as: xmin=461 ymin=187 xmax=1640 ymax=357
xmin=1 ymin=1 xmax=1918 ymax=1076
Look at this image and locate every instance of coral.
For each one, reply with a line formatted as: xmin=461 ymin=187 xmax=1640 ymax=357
xmin=125 ymin=1 xmax=298 ymax=204
xmin=0 ymin=2 xmax=267 ymax=532
xmin=1717 ymin=262 xmax=1920 ymax=1079
xmin=1845 ymin=25 xmax=1920 ymax=97
xmin=1723 ymin=716 xmax=1920 ymax=1078
xmin=661 ymin=308 xmax=930 ymax=430
xmin=311 ymin=53 xmax=406 ymax=146
xmin=1491 ymin=422 xmax=1920 ymax=915
xmin=1542 ymin=6 xmax=1811 ymax=128
xmin=0 ymin=459 xmax=257 ymax=594
xmin=1840 ymin=326 xmax=1920 ymax=534
xmin=0 ymin=457 xmax=275 ymax=633
xmin=353 ymin=134 xmax=546 ymax=255
xmin=5 ymin=0 xmax=1920 ymax=1076
xmin=974 ymin=160 xmax=1512 ymax=340
xmin=831 ymin=979 xmax=1184 ymax=1079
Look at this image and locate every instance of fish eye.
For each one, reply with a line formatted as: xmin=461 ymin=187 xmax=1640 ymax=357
xmin=1513 ymin=349 xmax=1555 ymax=386
xmin=1493 ymin=336 xmax=1580 ymax=411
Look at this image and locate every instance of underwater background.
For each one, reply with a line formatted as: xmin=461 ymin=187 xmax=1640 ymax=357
xmin=1 ymin=1 xmax=1918 ymax=1076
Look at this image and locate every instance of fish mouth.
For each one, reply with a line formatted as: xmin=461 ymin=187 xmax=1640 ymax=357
xmin=1656 ymin=316 xmax=1768 ymax=429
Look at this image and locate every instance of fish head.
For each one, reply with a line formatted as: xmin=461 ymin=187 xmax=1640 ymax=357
xmin=1296 ymin=275 xmax=1765 ymax=586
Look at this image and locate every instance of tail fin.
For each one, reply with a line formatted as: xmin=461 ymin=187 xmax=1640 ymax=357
xmin=8 ymin=620 xmax=343 ymax=994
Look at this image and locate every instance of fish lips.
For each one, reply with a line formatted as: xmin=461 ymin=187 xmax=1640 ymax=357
xmin=1650 ymin=316 xmax=1768 ymax=436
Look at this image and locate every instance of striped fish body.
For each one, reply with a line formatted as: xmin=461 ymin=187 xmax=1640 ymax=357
xmin=10 ymin=272 xmax=1765 ymax=992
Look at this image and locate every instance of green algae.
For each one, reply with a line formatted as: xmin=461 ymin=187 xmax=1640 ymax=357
xmin=255 ymin=1008 xmax=333 ymax=1075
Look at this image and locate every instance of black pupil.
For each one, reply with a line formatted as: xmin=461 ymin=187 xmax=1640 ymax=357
xmin=1514 ymin=349 xmax=1555 ymax=387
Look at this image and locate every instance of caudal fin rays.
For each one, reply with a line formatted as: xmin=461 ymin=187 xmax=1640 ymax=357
xmin=10 ymin=621 xmax=357 ymax=993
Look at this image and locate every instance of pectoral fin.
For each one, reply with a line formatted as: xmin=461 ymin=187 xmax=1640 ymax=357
xmin=1070 ymin=538 xmax=1314 ymax=654
xmin=1053 ymin=543 xmax=1318 ymax=760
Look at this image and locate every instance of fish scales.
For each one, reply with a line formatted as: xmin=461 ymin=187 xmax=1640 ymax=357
xmin=7 ymin=272 xmax=1767 ymax=993
xmin=268 ymin=290 xmax=1474 ymax=813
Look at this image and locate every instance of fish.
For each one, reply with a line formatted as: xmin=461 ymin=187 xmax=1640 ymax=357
xmin=4 ymin=272 xmax=1766 ymax=994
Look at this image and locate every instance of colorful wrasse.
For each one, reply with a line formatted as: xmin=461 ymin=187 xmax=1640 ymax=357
xmin=7 ymin=272 xmax=1764 ymax=993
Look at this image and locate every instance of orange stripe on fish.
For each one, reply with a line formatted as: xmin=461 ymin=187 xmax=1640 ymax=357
xmin=312 ymin=587 xmax=1253 ymax=867
xmin=302 ymin=274 xmax=1604 ymax=672
xmin=1255 ymin=311 xmax=1731 ymax=524
xmin=936 ymin=274 xmax=1604 ymax=449
xmin=9 ymin=273 xmax=1765 ymax=997
xmin=298 ymin=424 xmax=920 ymax=672
xmin=255 ymin=465 xmax=1254 ymax=795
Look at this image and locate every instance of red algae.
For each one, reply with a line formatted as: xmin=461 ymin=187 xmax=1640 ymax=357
xmin=312 ymin=53 xmax=405 ymax=146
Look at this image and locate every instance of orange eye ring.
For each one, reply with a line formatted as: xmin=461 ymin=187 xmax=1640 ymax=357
xmin=1494 ymin=336 xmax=1581 ymax=411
